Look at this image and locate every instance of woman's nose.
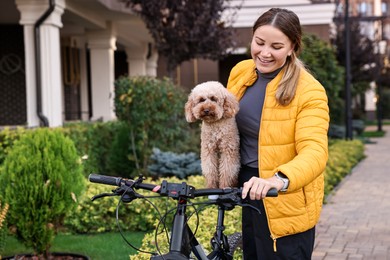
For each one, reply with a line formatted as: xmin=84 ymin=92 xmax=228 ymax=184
xmin=260 ymin=46 xmax=272 ymax=56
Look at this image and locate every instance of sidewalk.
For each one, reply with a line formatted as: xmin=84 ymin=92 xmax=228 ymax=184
xmin=313 ymin=125 xmax=390 ymax=260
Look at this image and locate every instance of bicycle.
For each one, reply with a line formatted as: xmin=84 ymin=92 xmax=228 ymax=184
xmin=89 ymin=174 xmax=278 ymax=260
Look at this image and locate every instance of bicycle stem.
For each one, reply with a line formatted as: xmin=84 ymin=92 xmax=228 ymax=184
xmin=169 ymin=199 xmax=189 ymax=254
xmin=216 ymin=206 xmax=225 ymax=242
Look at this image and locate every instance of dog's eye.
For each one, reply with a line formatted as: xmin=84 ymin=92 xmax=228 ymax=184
xmin=210 ymin=96 xmax=218 ymax=102
xmin=199 ymin=98 xmax=206 ymax=103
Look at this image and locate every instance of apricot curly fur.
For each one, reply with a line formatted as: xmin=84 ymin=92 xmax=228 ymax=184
xmin=185 ymin=81 xmax=240 ymax=188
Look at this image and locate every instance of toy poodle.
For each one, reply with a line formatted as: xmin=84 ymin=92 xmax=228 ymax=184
xmin=185 ymin=81 xmax=240 ymax=189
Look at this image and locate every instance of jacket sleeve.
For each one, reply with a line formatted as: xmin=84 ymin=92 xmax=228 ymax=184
xmin=277 ymin=79 xmax=330 ymax=191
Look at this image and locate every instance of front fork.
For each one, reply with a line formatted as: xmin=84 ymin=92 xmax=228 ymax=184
xmin=207 ymin=206 xmax=233 ymax=260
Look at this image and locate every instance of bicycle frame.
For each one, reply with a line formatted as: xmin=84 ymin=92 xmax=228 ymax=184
xmin=150 ymin=197 xmax=234 ymax=260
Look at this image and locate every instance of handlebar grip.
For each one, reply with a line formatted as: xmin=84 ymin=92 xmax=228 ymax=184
xmin=89 ymin=174 xmax=122 ymax=186
xmin=267 ymin=188 xmax=278 ymax=197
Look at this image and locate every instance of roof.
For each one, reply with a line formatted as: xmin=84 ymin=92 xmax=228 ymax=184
xmin=226 ymin=0 xmax=336 ymax=28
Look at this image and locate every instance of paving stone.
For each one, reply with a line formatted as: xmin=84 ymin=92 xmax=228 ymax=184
xmin=313 ymin=125 xmax=390 ymax=260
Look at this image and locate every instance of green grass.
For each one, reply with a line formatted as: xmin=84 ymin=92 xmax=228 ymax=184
xmin=2 ymin=232 xmax=145 ymax=260
xmin=362 ymin=130 xmax=386 ymax=138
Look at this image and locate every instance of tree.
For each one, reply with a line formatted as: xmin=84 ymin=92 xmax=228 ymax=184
xmin=123 ymin=0 xmax=240 ymax=74
xmin=332 ymin=19 xmax=377 ymax=96
xmin=300 ymin=34 xmax=345 ymax=125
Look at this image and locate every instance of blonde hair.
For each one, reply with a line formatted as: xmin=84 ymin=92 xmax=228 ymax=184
xmin=276 ymin=53 xmax=307 ymax=105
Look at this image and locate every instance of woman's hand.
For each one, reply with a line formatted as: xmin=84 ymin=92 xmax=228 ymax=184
xmin=241 ymin=176 xmax=285 ymax=200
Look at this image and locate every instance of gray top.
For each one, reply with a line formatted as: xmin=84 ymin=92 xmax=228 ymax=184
xmin=236 ymin=68 xmax=282 ymax=168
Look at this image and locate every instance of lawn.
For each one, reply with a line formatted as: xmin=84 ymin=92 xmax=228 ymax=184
xmin=2 ymin=231 xmax=145 ymax=260
xmin=362 ymin=130 xmax=386 ymax=138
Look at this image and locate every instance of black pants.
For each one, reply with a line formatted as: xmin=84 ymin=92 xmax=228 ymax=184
xmin=239 ymin=165 xmax=315 ymax=260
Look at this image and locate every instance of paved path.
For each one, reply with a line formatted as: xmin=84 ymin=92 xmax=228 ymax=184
xmin=313 ymin=125 xmax=390 ymax=260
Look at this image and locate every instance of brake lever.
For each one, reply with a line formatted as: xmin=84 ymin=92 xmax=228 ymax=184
xmin=91 ymin=192 xmax=118 ymax=201
xmin=91 ymin=186 xmax=144 ymax=203
xmin=238 ymin=201 xmax=262 ymax=215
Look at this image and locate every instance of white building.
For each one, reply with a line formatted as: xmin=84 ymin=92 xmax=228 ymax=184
xmin=0 ymin=0 xmax=336 ymax=128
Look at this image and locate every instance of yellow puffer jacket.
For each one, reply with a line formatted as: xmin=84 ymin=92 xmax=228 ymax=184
xmin=227 ymin=59 xmax=329 ymax=244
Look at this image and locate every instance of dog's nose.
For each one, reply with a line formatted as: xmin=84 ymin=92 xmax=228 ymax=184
xmin=203 ymin=109 xmax=209 ymax=115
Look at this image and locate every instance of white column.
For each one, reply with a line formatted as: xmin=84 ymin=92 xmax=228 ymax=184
xmin=16 ymin=0 xmax=65 ymax=127
xmin=146 ymin=46 xmax=158 ymax=77
xmin=87 ymin=28 xmax=116 ymax=121
xmin=126 ymin=44 xmax=148 ymax=76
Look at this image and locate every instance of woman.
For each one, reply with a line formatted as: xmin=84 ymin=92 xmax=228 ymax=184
xmin=227 ymin=8 xmax=329 ymax=259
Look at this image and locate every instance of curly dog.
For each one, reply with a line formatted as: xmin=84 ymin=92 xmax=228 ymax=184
xmin=185 ymin=81 xmax=240 ymax=188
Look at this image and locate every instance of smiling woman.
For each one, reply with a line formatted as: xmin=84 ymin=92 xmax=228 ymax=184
xmin=226 ymin=7 xmax=329 ymax=260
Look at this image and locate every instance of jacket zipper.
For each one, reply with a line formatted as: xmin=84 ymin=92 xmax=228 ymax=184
xmin=271 ymin=235 xmax=277 ymax=252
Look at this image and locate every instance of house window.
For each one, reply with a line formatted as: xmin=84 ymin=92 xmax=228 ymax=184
xmin=382 ymin=2 xmax=388 ymax=15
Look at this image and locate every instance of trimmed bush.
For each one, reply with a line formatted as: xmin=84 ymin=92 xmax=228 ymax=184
xmin=64 ymin=178 xmax=176 ymax=234
xmin=0 ymin=127 xmax=26 ymax=165
xmin=0 ymin=128 xmax=86 ymax=257
xmin=114 ymin=76 xmax=197 ymax=177
xmin=324 ymin=139 xmax=365 ymax=196
xmin=0 ymin=201 xmax=9 ymax=258
xmin=65 ymin=175 xmax=204 ymax=234
xmin=62 ymin=121 xmax=119 ymax=177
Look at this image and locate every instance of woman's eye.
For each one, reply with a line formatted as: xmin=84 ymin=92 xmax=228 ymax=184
xmin=272 ymin=45 xmax=284 ymax=50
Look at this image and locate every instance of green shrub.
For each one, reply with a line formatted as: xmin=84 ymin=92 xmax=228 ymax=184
xmin=381 ymin=88 xmax=390 ymax=119
xmin=63 ymin=121 xmax=119 ymax=177
xmin=64 ymin=179 xmax=176 ymax=234
xmin=0 ymin=201 xmax=9 ymax=258
xmin=324 ymin=139 xmax=365 ymax=196
xmin=106 ymin=121 xmax=135 ymax=177
xmin=0 ymin=127 xmax=26 ymax=165
xmin=65 ymin=176 xmax=193 ymax=234
xmin=114 ymin=76 xmax=195 ymax=177
xmin=0 ymin=128 xmax=86 ymax=257
xmin=64 ymin=120 xmax=201 ymax=179
xmin=148 ymin=148 xmax=201 ymax=179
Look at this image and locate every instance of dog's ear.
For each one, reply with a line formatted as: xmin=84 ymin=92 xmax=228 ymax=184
xmin=223 ymin=92 xmax=239 ymax=118
xmin=184 ymin=98 xmax=197 ymax=122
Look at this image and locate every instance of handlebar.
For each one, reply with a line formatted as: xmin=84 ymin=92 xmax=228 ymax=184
xmin=89 ymin=173 xmax=156 ymax=191
xmin=88 ymin=173 xmax=278 ymax=200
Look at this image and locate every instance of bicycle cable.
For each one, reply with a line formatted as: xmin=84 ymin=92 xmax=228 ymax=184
xmin=115 ymin=184 xmax=165 ymax=256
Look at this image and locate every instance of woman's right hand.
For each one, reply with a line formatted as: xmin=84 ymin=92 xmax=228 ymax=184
xmin=241 ymin=176 xmax=284 ymax=200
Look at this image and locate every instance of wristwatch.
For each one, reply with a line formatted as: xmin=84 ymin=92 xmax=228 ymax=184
xmin=275 ymin=172 xmax=289 ymax=192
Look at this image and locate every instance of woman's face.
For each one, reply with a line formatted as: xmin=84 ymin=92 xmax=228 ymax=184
xmin=251 ymin=25 xmax=294 ymax=73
